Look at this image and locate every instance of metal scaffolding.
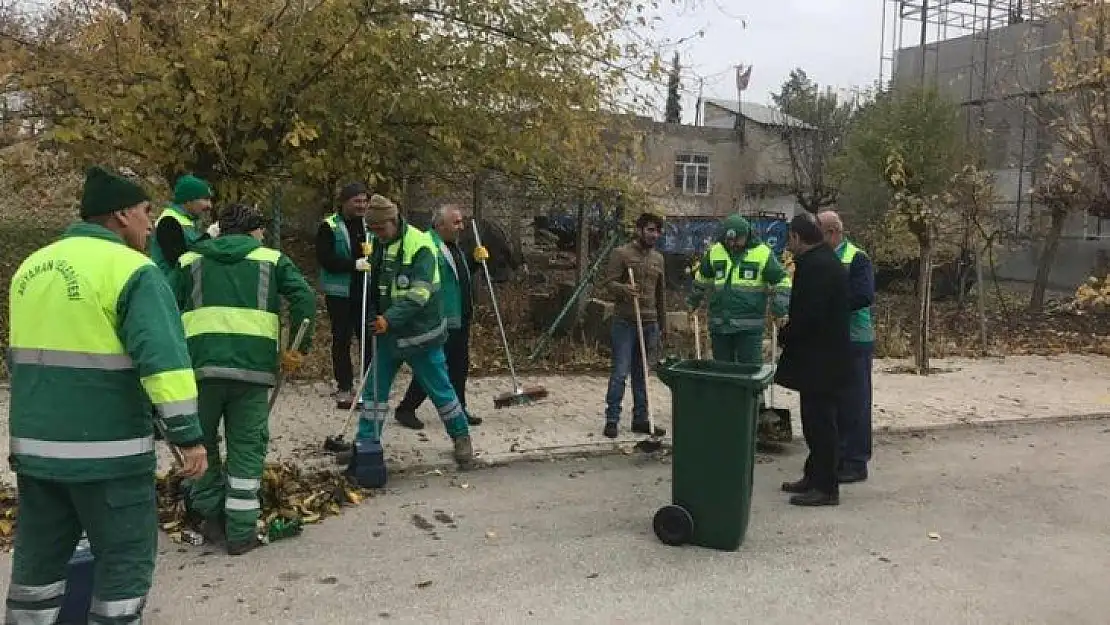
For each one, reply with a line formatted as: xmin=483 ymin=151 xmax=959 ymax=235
xmin=879 ymin=0 xmax=1052 ymax=234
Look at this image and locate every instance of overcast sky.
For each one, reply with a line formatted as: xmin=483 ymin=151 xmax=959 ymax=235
xmin=653 ymin=0 xmax=887 ymax=122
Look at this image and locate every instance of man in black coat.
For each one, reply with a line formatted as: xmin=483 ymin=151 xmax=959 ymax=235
xmin=775 ymin=213 xmax=854 ymax=506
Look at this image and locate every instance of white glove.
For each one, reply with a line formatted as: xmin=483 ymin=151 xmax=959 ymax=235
xmin=355 ymin=258 xmax=371 ymax=272
xmin=206 ymin=223 xmax=220 ymax=238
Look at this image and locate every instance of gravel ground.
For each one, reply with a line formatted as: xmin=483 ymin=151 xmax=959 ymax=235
xmin=0 ymin=354 xmax=1108 ymax=483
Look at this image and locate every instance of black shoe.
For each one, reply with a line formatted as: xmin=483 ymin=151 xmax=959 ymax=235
xmin=838 ymin=467 xmax=868 ymax=484
xmin=394 ymin=408 xmax=425 ymax=430
xmin=227 ymin=535 xmax=264 ymax=556
xmin=781 ymin=479 xmax=810 ymax=494
xmin=603 ymin=422 xmax=618 ymax=439
xmin=631 ymin=422 xmax=666 ymax=437
xmin=789 ymin=490 xmax=840 ymax=507
xmin=466 ymin=413 xmax=483 ymax=426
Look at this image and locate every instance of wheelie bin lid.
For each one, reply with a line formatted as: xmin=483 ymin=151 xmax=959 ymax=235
xmin=655 ymin=358 xmax=775 ymax=390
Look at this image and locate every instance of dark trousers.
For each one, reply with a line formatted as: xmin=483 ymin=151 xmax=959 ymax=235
xmin=838 ymin=345 xmax=874 ymax=471
xmin=800 ymin=391 xmax=841 ymax=495
xmin=326 ymin=295 xmax=371 ymax=392
xmin=397 ymin=323 xmax=471 ymax=412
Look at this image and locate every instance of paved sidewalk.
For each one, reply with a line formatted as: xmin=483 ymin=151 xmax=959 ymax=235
xmin=1 ymin=354 xmax=1108 ymax=482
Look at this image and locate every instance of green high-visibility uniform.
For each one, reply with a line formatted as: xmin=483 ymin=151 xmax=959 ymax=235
xmin=148 ymin=204 xmax=202 ymax=277
xmin=6 ymin=222 xmax=203 ymax=625
xmin=170 ymin=234 xmax=316 ymax=543
xmin=687 ymin=215 xmax=791 ymax=365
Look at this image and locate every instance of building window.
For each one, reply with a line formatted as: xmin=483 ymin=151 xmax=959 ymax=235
xmin=674 ymin=153 xmax=711 ymax=195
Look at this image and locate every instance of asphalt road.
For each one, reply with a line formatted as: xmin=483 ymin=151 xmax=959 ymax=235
xmin=4 ymin=419 xmax=1110 ymax=624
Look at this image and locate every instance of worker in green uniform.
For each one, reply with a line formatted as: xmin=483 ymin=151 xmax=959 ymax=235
xmin=170 ymin=203 xmax=316 ymax=556
xmin=148 ymin=174 xmax=217 ymax=276
xmin=687 ymin=213 xmax=791 ymax=364
xmin=6 ymin=165 xmax=208 ymax=625
xmin=347 ymin=194 xmax=475 ymax=487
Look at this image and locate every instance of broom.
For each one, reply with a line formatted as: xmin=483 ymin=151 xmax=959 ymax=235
xmin=269 ymin=318 xmax=311 ymax=414
xmin=470 ymin=219 xmax=547 ymax=408
xmin=628 ymin=267 xmax=664 ymax=453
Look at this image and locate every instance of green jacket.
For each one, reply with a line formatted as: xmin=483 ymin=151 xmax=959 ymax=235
xmin=7 ymin=222 xmax=203 ymax=482
xmin=687 ymin=215 xmax=790 ymax=334
xmin=431 ymin=230 xmax=473 ymax=330
xmin=373 ymin=220 xmax=446 ymax=358
xmin=170 ymin=234 xmax=316 ymax=387
xmin=149 ymin=204 xmax=203 ymax=276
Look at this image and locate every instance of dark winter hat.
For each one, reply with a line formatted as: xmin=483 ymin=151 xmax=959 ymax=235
xmin=80 ymin=165 xmax=151 ymax=219
xmin=218 ymin=203 xmax=268 ymax=235
xmin=338 ymin=182 xmax=369 ymax=203
xmin=173 ymin=174 xmax=214 ymax=204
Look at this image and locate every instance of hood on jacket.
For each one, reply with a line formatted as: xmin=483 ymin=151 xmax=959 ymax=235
xmin=717 ymin=214 xmax=756 ymax=248
xmin=191 ymin=234 xmax=262 ymax=264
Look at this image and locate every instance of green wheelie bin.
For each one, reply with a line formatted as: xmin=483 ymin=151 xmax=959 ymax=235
xmin=652 ymin=358 xmax=776 ymax=551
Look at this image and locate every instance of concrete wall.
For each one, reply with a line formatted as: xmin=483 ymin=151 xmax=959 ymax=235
xmin=892 ymin=17 xmax=1110 ymax=289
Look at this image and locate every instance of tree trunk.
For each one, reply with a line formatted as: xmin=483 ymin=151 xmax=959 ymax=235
xmin=1029 ymin=208 xmax=1066 ymax=312
xmin=915 ymin=237 xmax=935 ymax=374
xmin=976 ymin=243 xmax=988 ymax=352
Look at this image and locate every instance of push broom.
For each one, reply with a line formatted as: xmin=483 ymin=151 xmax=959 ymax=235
xmin=628 ymin=267 xmax=664 ymax=454
xmin=324 ymin=229 xmax=373 ymax=453
xmin=471 ymin=219 xmax=547 ymax=408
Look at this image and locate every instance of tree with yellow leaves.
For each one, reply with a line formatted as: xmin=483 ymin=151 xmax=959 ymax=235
xmin=1031 ymin=0 xmax=1110 ymax=311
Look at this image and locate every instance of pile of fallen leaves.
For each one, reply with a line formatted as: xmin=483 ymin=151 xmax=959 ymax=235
xmin=0 ymin=482 xmax=16 ymax=551
xmin=156 ymin=462 xmax=370 ymax=542
xmin=1071 ymin=276 xmax=1110 ymax=313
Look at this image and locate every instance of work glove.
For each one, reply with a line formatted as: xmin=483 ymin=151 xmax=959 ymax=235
xmin=355 ymin=257 xmax=371 ymax=272
xmin=361 ymin=241 xmax=373 ymax=257
xmin=281 ymin=350 xmax=304 ymax=372
xmin=206 ymin=222 xmax=221 ymax=238
xmin=177 ymin=444 xmax=209 ymax=479
xmin=473 ymin=245 xmax=490 ymax=262
xmin=372 ymin=315 xmax=389 ymax=335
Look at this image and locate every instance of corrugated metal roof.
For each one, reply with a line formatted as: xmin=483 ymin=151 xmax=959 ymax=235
xmin=701 ymin=98 xmax=815 ymax=130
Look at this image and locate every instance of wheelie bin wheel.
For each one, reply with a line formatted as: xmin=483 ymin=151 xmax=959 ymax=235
xmin=653 ymin=504 xmax=694 ymax=546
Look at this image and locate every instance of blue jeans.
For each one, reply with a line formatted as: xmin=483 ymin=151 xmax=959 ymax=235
xmin=605 ymin=317 xmax=660 ymax=425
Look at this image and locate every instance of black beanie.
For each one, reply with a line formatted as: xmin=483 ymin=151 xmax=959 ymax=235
xmin=338 ymin=182 xmax=368 ymax=203
xmin=218 ymin=203 xmax=267 ymax=235
xmin=80 ymin=166 xmax=150 ymax=218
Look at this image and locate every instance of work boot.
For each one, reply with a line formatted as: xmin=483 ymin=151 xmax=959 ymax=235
xmin=199 ymin=513 xmax=227 ymax=545
xmin=788 ymin=490 xmax=840 ymax=507
xmin=227 ymin=535 xmax=264 ymax=556
xmin=838 ymin=467 xmax=868 ymax=484
xmin=603 ymin=422 xmax=618 ymax=439
xmin=453 ymin=435 xmax=475 ymax=466
xmin=466 ymin=411 xmax=483 ymax=426
xmin=631 ymin=422 xmax=666 ymax=437
xmin=394 ymin=407 xmax=425 ymax=430
xmin=335 ymin=389 xmax=354 ymax=410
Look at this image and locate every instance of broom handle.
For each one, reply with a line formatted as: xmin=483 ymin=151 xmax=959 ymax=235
xmin=472 ymin=219 xmax=522 ymax=392
xmin=358 ymin=224 xmax=370 ymax=399
xmin=627 ymin=268 xmax=656 ymax=434
xmin=768 ymin=318 xmax=777 ymax=408
xmin=692 ymin=313 xmax=702 ymax=359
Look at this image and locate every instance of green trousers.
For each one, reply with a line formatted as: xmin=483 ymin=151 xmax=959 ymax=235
xmin=710 ymin=330 xmax=764 ymax=365
xmin=6 ymin=473 xmax=156 ymax=625
xmin=187 ymin=379 xmax=270 ymax=543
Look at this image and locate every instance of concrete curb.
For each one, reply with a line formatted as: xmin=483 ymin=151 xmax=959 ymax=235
xmin=385 ymin=411 xmax=1110 ymax=478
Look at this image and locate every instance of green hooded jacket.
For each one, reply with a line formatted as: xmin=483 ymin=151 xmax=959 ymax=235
xmin=686 ymin=214 xmax=790 ymax=334
xmin=170 ymin=234 xmax=316 ymax=386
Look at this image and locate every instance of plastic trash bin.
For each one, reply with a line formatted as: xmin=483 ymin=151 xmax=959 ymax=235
xmin=653 ymin=358 xmax=775 ymax=551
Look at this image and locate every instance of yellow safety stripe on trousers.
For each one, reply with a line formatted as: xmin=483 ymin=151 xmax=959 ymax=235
xmin=90 ymin=596 xmax=146 ymax=619
xmin=141 ymin=368 xmax=198 ymax=413
xmin=10 ymin=436 xmax=154 ymax=459
xmin=181 ymin=307 xmax=280 ymax=341
xmin=7 ymin=581 xmax=66 ymax=602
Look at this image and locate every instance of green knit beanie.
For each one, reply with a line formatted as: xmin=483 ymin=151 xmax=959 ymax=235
xmin=718 ymin=214 xmax=752 ymax=242
xmin=80 ymin=166 xmax=151 ymax=218
xmin=173 ymin=174 xmax=213 ymax=204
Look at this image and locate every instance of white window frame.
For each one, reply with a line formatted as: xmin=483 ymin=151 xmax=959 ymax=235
xmin=674 ymin=153 xmax=711 ymax=196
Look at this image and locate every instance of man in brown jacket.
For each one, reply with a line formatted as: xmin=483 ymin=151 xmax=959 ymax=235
xmin=603 ymin=211 xmax=668 ymax=438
